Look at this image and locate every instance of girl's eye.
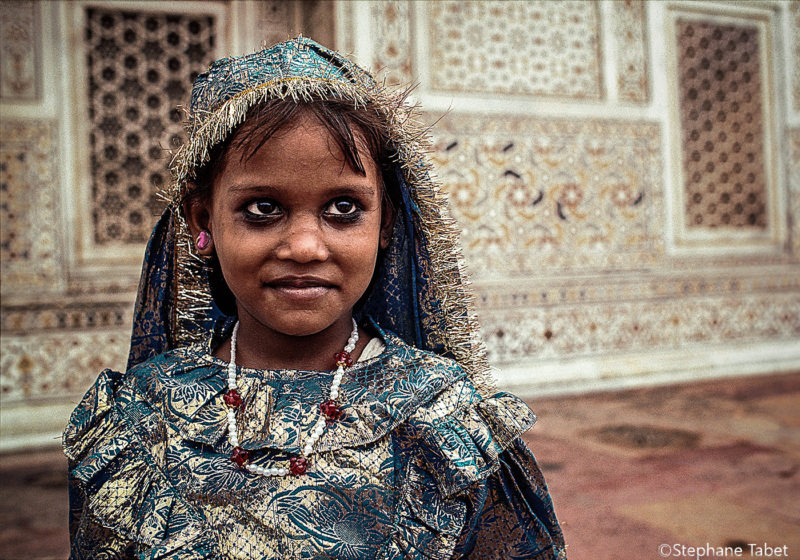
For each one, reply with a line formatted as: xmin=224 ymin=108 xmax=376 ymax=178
xmin=245 ymin=200 xmax=280 ymax=217
xmin=327 ymin=199 xmax=358 ymax=216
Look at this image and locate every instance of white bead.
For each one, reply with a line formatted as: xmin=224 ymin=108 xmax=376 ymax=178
xmin=303 ymin=444 xmax=313 ymax=455
xmin=314 ymin=424 xmax=324 ymax=436
xmin=330 ymin=389 xmax=339 ymax=399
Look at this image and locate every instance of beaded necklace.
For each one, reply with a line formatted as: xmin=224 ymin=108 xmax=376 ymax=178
xmin=223 ymin=319 xmax=358 ymax=477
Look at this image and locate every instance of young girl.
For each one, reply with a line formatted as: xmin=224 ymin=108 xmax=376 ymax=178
xmin=64 ymin=37 xmax=566 ymax=560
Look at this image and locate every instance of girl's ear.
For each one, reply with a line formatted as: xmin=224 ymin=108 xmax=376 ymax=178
xmin=379 ymin=199 xmax=396 ymax=250
xmin=183 ymin=184 xmax=214 ymax=255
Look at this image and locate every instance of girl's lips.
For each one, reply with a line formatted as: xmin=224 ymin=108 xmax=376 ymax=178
xmin=265 ymin=277 xmax=336 ymax=302
xmin=268 ymin=285 xmax=333 ymax=301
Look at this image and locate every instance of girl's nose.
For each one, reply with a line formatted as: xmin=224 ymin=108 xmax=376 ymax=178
xmin=274 ymin=218 xmax=329 ymax=263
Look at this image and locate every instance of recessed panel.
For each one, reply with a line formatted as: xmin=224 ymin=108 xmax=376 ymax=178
xmin=428 ymin=1 xmax=602 ymax=99
xmin=676 ymin=18 xmax=767 ymax=230
xmin=84 ymin=7 xmax=217 ymax=244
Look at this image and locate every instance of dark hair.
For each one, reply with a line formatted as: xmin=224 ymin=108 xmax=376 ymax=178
xmin=186 ymin=97 xmax=401 ymax=316
xmin=188 ymin=97 xmax=400 ymax=207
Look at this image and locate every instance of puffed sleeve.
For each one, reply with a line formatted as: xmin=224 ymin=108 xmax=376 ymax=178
xmin=63 ymin=368 xmax=217 ymax=559
xmin=400 ymin=388 xmax=567 ymax=560
xmin=452 ymin=439 xmax=566 ymax=559
xmin=64 ymin=369 xmax=139 ymax=558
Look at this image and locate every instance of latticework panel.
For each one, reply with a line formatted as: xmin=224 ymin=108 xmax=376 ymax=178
xmin=85 ymin=7 xmax=217 ymax=244
xmin=676 ymin=19 xmax=767 ymax=229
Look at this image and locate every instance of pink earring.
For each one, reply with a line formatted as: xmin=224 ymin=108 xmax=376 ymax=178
xmin=196 ymin=231 xmax=211 ymax=250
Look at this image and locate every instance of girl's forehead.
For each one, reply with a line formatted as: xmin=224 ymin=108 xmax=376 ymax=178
xmin=225 ymin=119 xmax=350 ymax=165
xmin=219 ymin=113 xmax=377 ymax=175
xmin=214 ymin=119 xmax=380 ymax=191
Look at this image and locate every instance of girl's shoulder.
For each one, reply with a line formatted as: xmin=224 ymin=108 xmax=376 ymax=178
xmin=373 ymin=327 xmax=538 ymax=498
xmin=63 ymin=355 xmax=218 ymax=556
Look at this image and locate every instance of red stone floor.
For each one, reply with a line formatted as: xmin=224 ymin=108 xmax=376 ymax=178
xmin=1 ymin=372 xmax=798 ymax=559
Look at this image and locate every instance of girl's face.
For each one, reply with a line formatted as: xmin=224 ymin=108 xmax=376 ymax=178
xmin=189 ymin=114 xmax=389 ymax=339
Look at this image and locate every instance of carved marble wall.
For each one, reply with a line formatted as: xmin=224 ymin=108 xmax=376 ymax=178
xmin=354 ymin=0 xmax=800 ymax=392
xmin=1 ymin=0 xmax=798 ymax=449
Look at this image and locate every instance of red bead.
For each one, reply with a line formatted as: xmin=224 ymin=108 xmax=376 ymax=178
xmin=334 ymin=351 xmax=353 ymax=367
xmin=289 ymin=456 xmax=309 ymax=476
xmin=320 ymin=399 xmax=342 ymax=422
xmin=231 ymin=447 xmax=249 ymax=467
xmin=223 ymin=389 xmax=242 ymax=408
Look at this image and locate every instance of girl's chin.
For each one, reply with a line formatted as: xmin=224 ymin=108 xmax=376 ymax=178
xmin=248 ymin=310 xmax=353 ymax=339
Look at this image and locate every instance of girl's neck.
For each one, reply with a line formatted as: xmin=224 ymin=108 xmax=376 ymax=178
xmin=215 ymin=313 xmax=368 ymax=371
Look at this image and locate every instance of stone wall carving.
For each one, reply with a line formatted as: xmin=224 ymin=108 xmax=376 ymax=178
xmin=427 ymin=113 xmax=663 ymax=278
xmin=427 ymin=1 xmax=602 ymax=99
xmin=1 ymin=330 xmax=129 ymax=402
xmin=789 ymin=128 xmax=800 ymax=257
xmin=2 ymin=302 xmax=132 ymax=335
xmin=676 ymin=18 xmax=768 ymax=229
xmin=478 ymin=291 xmax=800 ymax=363
xmin=371 ymin=0 xmax=414 ymax=87
xmin=791 ymin=2 xmax=800 ymax=111
xmin=0 ymin=119 xmax=62 ymax=295
xmin=474 ymin=271 xmax=800 ymax=310
xmin=85 ymin=6 xmax=217 ymax=244
xmin=612 ymin=0 xmax=649 ymax=103
xmin=0 ymin=0 xmax=39 ymax=101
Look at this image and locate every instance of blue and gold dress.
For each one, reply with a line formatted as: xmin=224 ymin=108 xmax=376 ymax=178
xmin=64 ymin=37 xmax=567 ymax=559
xmin=65 ymin=323 xmax=565 ymax=559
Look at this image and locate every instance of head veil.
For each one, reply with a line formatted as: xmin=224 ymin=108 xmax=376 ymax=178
xmin=128 ymin=37 xmax=494 ymax=395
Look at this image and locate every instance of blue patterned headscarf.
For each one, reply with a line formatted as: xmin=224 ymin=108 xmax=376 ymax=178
xmin=128 ymin=37 xmax=493 ymax=394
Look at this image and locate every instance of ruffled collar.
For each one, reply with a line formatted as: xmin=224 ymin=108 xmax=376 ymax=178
xmin=127 ymin=320 xmax=465 ymax=454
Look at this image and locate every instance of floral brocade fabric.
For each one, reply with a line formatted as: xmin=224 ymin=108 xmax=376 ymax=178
xmin=64 ymin=324 xmax=566 ymax=559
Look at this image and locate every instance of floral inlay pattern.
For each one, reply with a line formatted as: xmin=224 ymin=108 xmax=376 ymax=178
xmin=427 ymin=113 xmax=663 ymax=277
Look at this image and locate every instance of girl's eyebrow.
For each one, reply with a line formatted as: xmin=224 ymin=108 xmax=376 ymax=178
xmin=226 ymin=183 xmax=377 ymax=196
